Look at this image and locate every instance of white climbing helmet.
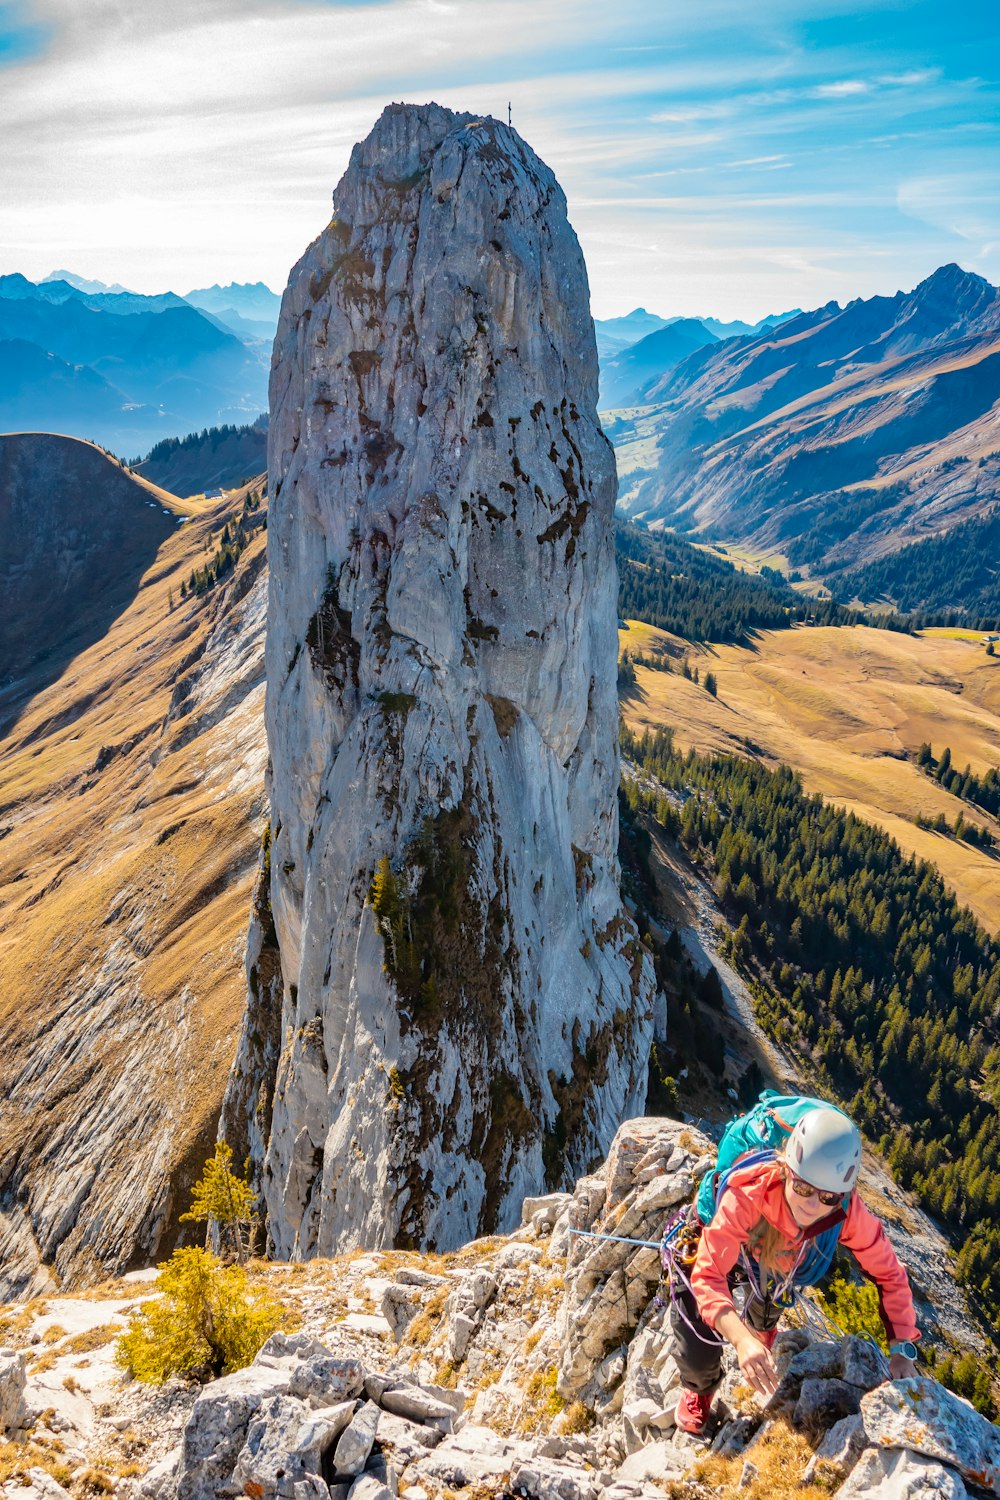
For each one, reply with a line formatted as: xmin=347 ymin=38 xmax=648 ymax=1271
xmin=784 ymin=1107 xmax=861 ymax=1194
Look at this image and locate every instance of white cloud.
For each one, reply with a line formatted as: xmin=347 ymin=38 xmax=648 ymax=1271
xmin=812 ymin=79 xmax=869 ymax=98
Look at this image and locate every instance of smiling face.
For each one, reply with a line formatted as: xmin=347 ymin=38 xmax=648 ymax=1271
xmin=784 ymin=1173 xmax=829 ymax=1228
xmin=782 ymin=1165 xmax=847 ymax=1228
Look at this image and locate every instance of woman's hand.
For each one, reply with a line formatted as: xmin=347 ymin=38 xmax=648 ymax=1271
xmin=888 ymin=1353 xmax=918 ymax=1381
xmin=734 ymin=1332 xmax=780 ymax=1397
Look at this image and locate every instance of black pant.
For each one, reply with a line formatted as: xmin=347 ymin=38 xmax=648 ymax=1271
xmin=670 ymin=1273 xmax=783 ymax=1393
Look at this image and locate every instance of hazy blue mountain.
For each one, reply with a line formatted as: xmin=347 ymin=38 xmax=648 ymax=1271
xmin=42 ymin=269 xmax=134 ymax=295
xmin=185 ymin=281 xmax=281 ymax=327
xmin=0 ymin=276 xmax=268 ymax=454
xmin=200 ymin=307 xmax=277 ymax=342
xmin=701 ymin=309 xmax=802 ymax=339
xmin=0 ymin=338 xmax=153 ymax=436
xmin=594 ymin=308 xmax=670 ymax=360
xmin=599 ymin=317 xmax=719 ymax=408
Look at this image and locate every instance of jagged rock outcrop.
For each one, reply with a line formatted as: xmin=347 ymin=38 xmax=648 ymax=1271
xmin=222 ymin=102 xmax=655 ymax=1255
xmin=5 ymin=1115 xmax=1000 ymax=1500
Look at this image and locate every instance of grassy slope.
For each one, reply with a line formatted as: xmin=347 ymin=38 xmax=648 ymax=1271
xmin=0 ymin=478 xmax=268 ymax=1290
xmin=620 ymin=622 xmax=1000 ymax=934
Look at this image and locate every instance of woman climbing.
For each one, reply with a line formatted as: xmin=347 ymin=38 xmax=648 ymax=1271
xmin=669 ymin=1102 xmax=920 ymax=1435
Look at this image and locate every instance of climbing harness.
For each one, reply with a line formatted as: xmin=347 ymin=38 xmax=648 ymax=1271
xmin=658 ymin=1203 xmax=723 ymax=1348
xmin=566 ymin=1212 xmax=892 ymax=1377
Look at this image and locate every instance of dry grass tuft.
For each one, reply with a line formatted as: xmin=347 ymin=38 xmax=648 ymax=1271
xmin=0 ymin=1435 xmax=72 ymax=1490
xmin=557 ymin=1400 xmax=594 ymax=1435
xmin=516 ymin=1367 xmax=565 ymax=1435
xmin=75 ymin=1467 xmax=115 ymax=1495
xmin=691 ymin=1415 xmax=835 ymax=1500
xmin=404 ymin=1285 xmax=451 ymax=1349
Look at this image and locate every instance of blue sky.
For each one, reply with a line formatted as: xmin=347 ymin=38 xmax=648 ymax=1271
xmin=0 ymin=0 xmax=997 ymax=320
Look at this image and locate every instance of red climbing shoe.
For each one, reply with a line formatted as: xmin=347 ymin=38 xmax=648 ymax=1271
xmin=757 ymin=1326 xmax=779 ymax=1350
xmin=674 ymin=1387 xmax=715 ymax=1435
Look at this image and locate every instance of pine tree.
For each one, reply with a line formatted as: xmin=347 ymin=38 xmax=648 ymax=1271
xmin=180 ymin=1141 xmax=257 ymax=1263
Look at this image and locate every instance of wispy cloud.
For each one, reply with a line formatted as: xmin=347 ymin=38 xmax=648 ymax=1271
xmin=813 ymin=79 xmax=869 ymax=97
xmin=0 ymin=0 xmax=997 ymax=320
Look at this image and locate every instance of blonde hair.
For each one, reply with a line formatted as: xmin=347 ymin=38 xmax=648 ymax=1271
xmin=748 ymin=1156 xmax=791 ymax=1285
xmin=748 ymin=1215 xmax=786 ymax=1283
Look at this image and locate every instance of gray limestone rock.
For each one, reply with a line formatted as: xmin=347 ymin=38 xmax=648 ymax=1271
xmin=234 ymin=1393 xmax=313 ymax=1491
xmin=382 ymin=1284 xmax=422 ymax=1342
xmin=289 ymin=1355 xmax=367 ymax=1406
xmin=841 ymin=1336 xmax=888 ymax=1390
xmin=861 ymin=1377 xmax=1000 ymax=1494
xmin=510 ymin=1455 xmax=605 ymax=1500
xmin=711 ymin=1417 xmax=758 ymax=1458
xmin=0 ymin=1349 xmax=31 ymax=1434
xmin=378 ymin=1385 xmax=455 ymax=1433
xmin=19 ymin=1471 xmax=73 ymax=1500
xmin=612 ymin=1439 xmax=688 ymax=1484
xmin=444 ymin=1268 xmax=497 ymax=1360
xmin=139 ymin=1447 xmax=182 ymax=1500
xmin=522 ymin=1193 xmax=573 ymax=1230
xmin=803 ymin=1413 xmax=866 ymax=1483
xmin=295 ymin=1402 xmax=360 ymax=1470
xmin=347 ymin=1476 xmax=393 ymax=1500
xmin=293 ymin=1481 xmax=331 ymax=1500
xmin=793 ymin=1377 xmax=863 ymax=1430
xmin=221 ymin=99 xmax=655 ymax=1256
xmin=835 ymin=1445 xmax=970 ymax=1498
xmin=372 ymin=1410 xmax=444 ymax=1462
xmin=622 ymin=1396 xmax=676 ymax=1452
xmin=176 ymin=1364 xmax=293 ymax=1500
xmin=558 ymin=1118 xmax=712 ymax=1398
xmin=333 ymin=1401 xmax=382 ymax=1479
xmin=409 ymin=1424 xmax=524 ymax=1487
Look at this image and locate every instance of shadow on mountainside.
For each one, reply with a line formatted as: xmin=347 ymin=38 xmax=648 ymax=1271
xmin=0 ymin=432 xmax=181 ymax=734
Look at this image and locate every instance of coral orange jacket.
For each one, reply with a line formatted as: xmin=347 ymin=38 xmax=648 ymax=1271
xmin=690 ymin=1160 xmax=919 ymax=1342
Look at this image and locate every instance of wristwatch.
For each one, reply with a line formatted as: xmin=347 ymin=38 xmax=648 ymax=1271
xmin=889 ymin=1340 xmax=918 ymax=1361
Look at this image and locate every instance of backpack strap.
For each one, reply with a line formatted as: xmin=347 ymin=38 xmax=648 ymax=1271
xmin=697 ymin=1146 xmax=777 ymax=1224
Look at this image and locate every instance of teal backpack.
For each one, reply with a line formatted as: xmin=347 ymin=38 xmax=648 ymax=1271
xmin=694 ymin=1090 xmax=852 ymax=1288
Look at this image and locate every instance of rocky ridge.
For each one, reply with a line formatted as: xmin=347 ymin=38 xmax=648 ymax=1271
xmin=0 ymin=482 xmax=268 ymax=1301
xmin=223 ymin=103 xmax=655 ymax=1258
xmin=3 ymin=1116 xmax=998 ymax=1500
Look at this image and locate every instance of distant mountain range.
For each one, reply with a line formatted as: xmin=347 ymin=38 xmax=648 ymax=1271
xmin=0 ymin=272 xmax=277 ymax=455
xmin=600 ymin=318 xmax=720 ymax=408
xmin=594 ymin=305 xmax=801 ymax=406
xmin=609 ymin=264 xmax=1000 ymax=601
xmin=595 ymin=303 xmax=799 ymax=362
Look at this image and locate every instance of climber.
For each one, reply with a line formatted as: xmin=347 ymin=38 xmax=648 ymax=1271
xmin=668 ymin=1103 xmax=920 ymax=1436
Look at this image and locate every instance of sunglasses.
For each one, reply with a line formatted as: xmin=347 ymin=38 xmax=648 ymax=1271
xmin=788 ymin=1174 xmax=844 ymax=1208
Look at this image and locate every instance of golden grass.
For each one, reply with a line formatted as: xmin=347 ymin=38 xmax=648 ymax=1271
xmin=403 ymin=1285 xmax=452 ymax=1349
xmin=692 ymin=540 xmax=792 ymax=577
xmin=516 ymin=1368 xmax=565 ymax=1435
xmin=688 ymin=1416 xmax=835 ymax=1500
xmin=621 ymin=622 xmax=1000 ymax=933
xmin=0 ymin=1433 xmax=72 ymax=1490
